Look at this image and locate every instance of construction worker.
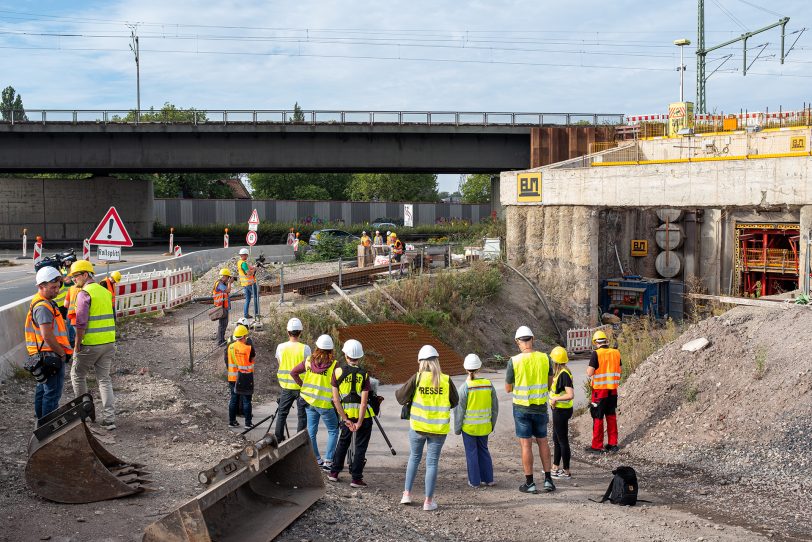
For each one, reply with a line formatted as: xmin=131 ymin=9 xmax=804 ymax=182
xmin=328 ymin=339 xmax=373 ymax=487
xmin=549 ymin=346 xmax=575 ymax=478
xmin=291 ymin=335 xmax=340 ymax=471
xmin=237 ymin=248 xmax=259 ymax=320
xmin=99 ymin=270 xmax=121 ymax=306
xmin=62 ymin=273 xmax=80 ymax=345
xmin=68 ymin=260 xmax=117 ymax=430
xmin=274 ymin=317 xmax=311 ymax=442
xmin=391 ymin=233 xmax=404 ymax=262
xmin=360 ymin=231 xmax=371 ymax=248
xmin=373 ymin=230 xmax=384 ymax=256
xmin=396 ymin=345 xmax=459 ymax=512
xmin=587 ymin=330 xmax=622 ymax=453
xmin=224 ymin=317 xmax=256 ymax=421
xmin=454 ymin=353 xmax=498 ymax=488
xmin=505 ymin=325 xmax=555 ymax=494
xmin=386 ymin=230 xmax=393 ymax=247
xmin=228 ymin=324 xmax=255 ymax=428
xmin=26 ymin=266 xmax=73 ymax=422
xmin=213 ymin=268 xmax=233 ymax=346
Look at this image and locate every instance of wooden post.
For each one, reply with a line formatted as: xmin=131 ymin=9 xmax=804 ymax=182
xmin=327 ymin=309 xmax=348 ymax=327
xmin=331 ymin=283 xmax=371 ymax=322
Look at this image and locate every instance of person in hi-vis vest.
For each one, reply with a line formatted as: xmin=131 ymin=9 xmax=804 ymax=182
xmin=68 ymin=260 xmax=117 ymax=431
xmin=454 ymin=354 xmax=498 ymax=488
xmin=586 ymin=330 xmax=622 ymax=453
xmin=274 ymin=318 xmax=311 ymax=441
xmin=396 ymin=345 xmax=459 ymax=512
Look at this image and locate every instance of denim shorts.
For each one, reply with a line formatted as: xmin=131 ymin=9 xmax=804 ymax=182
xmin=513 ymin=408 xmax=548 ymax=439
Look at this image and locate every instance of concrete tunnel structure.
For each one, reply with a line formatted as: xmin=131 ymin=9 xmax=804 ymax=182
xmin=500 ymin=126 xmax=812 ymax=327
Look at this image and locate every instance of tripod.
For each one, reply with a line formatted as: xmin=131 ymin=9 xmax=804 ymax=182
xmin=240 ymin=399 xmax=290 ymax=438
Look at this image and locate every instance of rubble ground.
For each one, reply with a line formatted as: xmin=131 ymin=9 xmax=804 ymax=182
xmin=0 ymin=277 xmax=799 ymax=541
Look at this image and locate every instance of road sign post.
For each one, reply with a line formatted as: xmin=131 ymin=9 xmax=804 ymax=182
xmin=169 ymin=227 xmax=174 ymax=255
xmin=88 ymin=206 xmax=134 ymax=281
xmin=247 ymin=209 xmax=260 ymax=254
xmin=22 ymin=229 xmax=27 ymax=259
xmin=246 ymin=231 xmax=258 ymax=247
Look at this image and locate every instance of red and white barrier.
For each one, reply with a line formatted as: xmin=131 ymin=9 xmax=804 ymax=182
xmin=566 ymin=324 xmax=612 ymax=354
xmin=114 ymin=266 xmax=193 ymax=317
xmin=224 ymin=228 xmax=229 ymax=249
xmin=626 ymin=109 xmax=809 ymax=127
xmin=82 ymin=239 xmax=90 ymax=260
xmin=174 ymin=245 xmax=182 ymax=258
xmin=32 ymin=238 xmax=43 ymax=267
xmin=169 ymin=228 xmax=174 ymax=255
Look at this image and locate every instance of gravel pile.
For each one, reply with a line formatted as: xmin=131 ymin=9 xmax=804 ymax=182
xmin=574 ymin=304 xmax=812 ymax=539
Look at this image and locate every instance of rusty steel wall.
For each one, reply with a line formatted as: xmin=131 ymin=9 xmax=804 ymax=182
xmin=530 ymin=126 xmax=615 ymax=168
xmin=338 ymin=322 xmax=464 ymax=384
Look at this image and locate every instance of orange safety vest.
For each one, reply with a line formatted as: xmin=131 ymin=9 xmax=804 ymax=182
xmin=24 ymin=294 xmax=73 ymax=356
xmin=212 ymin=280 xmax=230 ymax=310
xmin=360 ymin=235 xmax=371 ymax=248
xmin=393 ymin=240 xmax=404 ymax=255
xmin=228 ymin=340 xmax=253 ymax=380
xmin=592 ymin=347 xmax=621 ymax=390
xmin=101 ymin=277 xmax=117 ymax=306
xmin=64 ymin=284 xmax=81 ymax=324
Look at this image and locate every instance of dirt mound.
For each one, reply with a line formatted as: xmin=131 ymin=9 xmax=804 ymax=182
xmin=577 ymin=305 xmax=812 ymax=537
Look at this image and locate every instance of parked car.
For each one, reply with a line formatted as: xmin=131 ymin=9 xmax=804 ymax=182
xmin=308 ymin=229 xmax=360 ymax=246
xmin=371 ymin=221 xmax=399 ymax=231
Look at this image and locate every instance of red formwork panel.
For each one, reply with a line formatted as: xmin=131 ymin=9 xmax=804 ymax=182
xmin=338 ymin=322 xmax=464 ymax=384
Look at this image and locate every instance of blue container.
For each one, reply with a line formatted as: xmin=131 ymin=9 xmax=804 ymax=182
xmin=600 ymin=276 xmax=671 ymax=319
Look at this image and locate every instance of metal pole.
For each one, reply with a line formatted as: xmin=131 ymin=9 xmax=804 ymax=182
xmin=338 ymin=257 xmax=343 ymax=288
xmin=679 ymin=44 xmax=685 ymax=102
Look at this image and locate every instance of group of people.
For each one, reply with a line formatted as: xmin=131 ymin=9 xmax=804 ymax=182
xmin=26 ymin=260 xmax=120 ymax=429
xmin=359 ymin=230 xmax=404 ymax=261
xmin=211 ymin=248 xmax=259 ymax=346
xmin=233 ymin=316 xmax=621 ymax=511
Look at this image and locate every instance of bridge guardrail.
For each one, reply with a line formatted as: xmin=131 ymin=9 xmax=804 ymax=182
xmin=0 ymin=109 xmax=625 ymax=127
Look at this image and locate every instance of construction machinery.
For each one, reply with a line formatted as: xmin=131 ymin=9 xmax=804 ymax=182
xmin=143 ymin=430 xmax=324 ymax=542
xmin=25 ymin=394 xmax=152 ymax=503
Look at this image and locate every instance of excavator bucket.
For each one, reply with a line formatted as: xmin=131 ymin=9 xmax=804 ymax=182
xmin=143 ymin=430 xmax=324 ymax=542
xmin=25 ymin=394 xmax=153 ymax=504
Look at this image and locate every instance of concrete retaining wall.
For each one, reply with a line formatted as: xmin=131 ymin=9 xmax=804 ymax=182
xmin=0 ymin=244 xmax=294 ymax=381
xmin=0 ymin=176 xmax=154 ymax=241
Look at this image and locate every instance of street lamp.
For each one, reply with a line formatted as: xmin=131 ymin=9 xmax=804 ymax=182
xmin=674 ymin=38 xmax=691 ymax=102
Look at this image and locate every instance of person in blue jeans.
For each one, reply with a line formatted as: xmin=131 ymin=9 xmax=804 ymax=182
xmin=291 ymin=334 xmax=340 ymax=470
xmin=396 ymin=345 xmax=459 ymax=511
xmin=454 ymin=354 xmax=498 ymax=488
xmin=237 ymin=248 xmax=259 ymax=319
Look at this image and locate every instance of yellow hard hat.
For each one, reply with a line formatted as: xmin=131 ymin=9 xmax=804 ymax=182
xmin=219 ymin=268 xmax=232 ymax=277
xmin=68 ymin=260 xmax=95 ymax=276
xmin=592 ymin=330 xmax=608 ymax=344
xmin=110 ymin=271 xmax=122 ymax=282
xmin=391 ymin=232 xmax=397 ymax=238
xmin=233 ymin=324 xmax=249 ymax=339
xmin=550 ymin=346 xmax=569 ymax=364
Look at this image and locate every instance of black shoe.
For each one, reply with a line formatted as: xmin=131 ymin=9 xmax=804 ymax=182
xmin=519 ymin=482 xmax=537 ymax=494
xmin=604 ymin=444 xmax=619 ymax=453
xmin=244 ymin=422 xmax=253 ymax=429
xmin=584 ymin=446 xmax=605 ymax=454
xmin=228 ymin=421 xmax=239 ymax=427
xmin=543 ymin=478 xmax=556 ymax=492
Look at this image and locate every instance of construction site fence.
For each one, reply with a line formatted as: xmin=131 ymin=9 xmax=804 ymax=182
xmin=566 ymin=324 xmax=612 ymax=354
xmin=625 ymin=107 xmax=812 ymax=138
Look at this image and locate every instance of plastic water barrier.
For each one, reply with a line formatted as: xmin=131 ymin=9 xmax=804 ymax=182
xmin=115 ymin=267 xmax=192 ymax=317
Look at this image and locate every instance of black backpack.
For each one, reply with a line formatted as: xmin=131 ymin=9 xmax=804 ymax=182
xmin=338 ymin=365 xmax=381 ymax=416
xmin=597 ymin=466 xmax=639 ymax=506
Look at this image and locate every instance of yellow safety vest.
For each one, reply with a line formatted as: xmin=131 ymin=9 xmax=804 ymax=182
xmin=300 ymin=358 xmax=337 ymax=409
xmin=53 ymin=283 xmax=69 ymax=307
xmin=335 ymin=365 xmax=373 ymax=420
xmin=238 ymin=260 xmax=255 ymax=287
xmin=81 ymin=282 xmax=116 ymax=346
xmin=511 ymin=351 xmax=550 ymax=407
xmin=277 ymin=342 xmax=305 ymax=391
xmin=410 ymin=371 xmax=451 ymax=435
xmin=550 ymin=367 xmax=574 ymax=409
xmin=461 ymin=378 xmax=493 ymax=436
xmin=226 ymin=340 xmax=239 ymax=382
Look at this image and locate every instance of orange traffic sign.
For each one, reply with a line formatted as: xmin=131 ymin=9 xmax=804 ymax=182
xmin=88 ymin=206 xmax=134 ymax=247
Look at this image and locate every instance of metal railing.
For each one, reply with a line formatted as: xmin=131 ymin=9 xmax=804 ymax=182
xmin=0 ymin=109 xmax=625 ymax=127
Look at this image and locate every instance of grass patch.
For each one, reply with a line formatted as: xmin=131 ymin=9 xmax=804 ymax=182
xmin=754 ymin=345 xmax=768 ymax=380
xmin=616 ymin=317 xmax=680 ymax=382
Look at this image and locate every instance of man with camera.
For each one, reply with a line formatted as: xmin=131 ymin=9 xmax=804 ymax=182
xmin=24 ymin=267 xmax=73 ymax=423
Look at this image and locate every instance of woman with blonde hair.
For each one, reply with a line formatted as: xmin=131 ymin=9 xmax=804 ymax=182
xmin=548 ymin=346 xmax=575 ymax=478
xmin=395 ymin=345 xmax=459 ymax=511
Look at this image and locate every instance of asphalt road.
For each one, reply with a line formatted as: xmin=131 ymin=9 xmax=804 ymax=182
xmin=0 ymin=247 xmax=219 ymax=308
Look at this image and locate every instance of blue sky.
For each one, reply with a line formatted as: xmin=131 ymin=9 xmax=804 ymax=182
xmin=2 ymin=1 xmax=810 ymax=191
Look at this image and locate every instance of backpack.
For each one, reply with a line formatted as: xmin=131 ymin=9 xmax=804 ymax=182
xmin=596 ymin=466 xmax=639 ymax=506
xmin=338 ymin=365 xmax=381 ymax=416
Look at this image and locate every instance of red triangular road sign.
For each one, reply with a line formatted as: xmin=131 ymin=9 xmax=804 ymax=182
xmin=88 ymin=206 xmax=134 ymax=247
xmin=248 ymin=209 xmax=260 ymax=225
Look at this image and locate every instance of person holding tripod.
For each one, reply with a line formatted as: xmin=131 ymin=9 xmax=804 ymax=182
xmin=328 ymin=339 xmax=373 ymax=488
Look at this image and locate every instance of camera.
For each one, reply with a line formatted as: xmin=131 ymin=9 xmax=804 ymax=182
xmin=35 ymin=248 xmax=77 ymax=273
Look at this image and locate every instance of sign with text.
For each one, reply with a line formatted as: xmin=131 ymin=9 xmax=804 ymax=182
xmin=790 ymin=136 xmax=807 ymax=152
xmin=631 ymin=239 xmax=649 ymax=257
xmin=97 ymin=246 xmax=121 ymax=261
xmin=517 ymin=172 xmax=542 ymax=203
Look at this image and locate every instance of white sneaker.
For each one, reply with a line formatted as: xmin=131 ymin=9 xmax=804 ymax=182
xmin=423 ymin=500 xmax=438 ymax=511
xmin=400 ymin=492 xmax=412 ymax=505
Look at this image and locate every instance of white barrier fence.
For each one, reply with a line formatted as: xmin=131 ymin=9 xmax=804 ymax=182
xmin=566 ymin=324 xmax=612 ymax=354
xmin=115 ymin=267 xmax=193 ymax=317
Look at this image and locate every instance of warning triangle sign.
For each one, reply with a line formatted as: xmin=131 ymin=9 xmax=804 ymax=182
xmin=88 ymin=206 xmax=134 ymax=247
xmin=248 ymin=209 xmax=260 ymax=225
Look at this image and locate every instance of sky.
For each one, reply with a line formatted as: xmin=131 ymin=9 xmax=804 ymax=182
xmin=2 ymin=0 xmax=810 ymax=192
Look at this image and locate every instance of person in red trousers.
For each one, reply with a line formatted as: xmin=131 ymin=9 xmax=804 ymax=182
xmin=585 ymin=330 xmax=621 ymax=453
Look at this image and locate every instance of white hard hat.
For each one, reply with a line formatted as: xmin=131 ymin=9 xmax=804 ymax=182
xmin=463 ymin=354 xmax=482 ymax=371
xmin=386 ymin=230 xmax=391 ymax=235
xmin=515 ymin=326 xmax=534 ymax=340
xmin=287 ymin=317 xmax=303 ymax=332
xmin=35 ymin=266 xmax=62 ymax=285
xmin=316 ymin=334 xmax=334 ymax=350
xmin=239 ymin=248 xmax=249 ymax=255
xmin=418 ymin=344 xmax=440 ymax=361
xmin=362 ymin=231 xmax=367 ymax=235
xmin=342 ymin=339 xmax=364 ymax=359
xmin=236 ymin=317 xmax=250 ymax=326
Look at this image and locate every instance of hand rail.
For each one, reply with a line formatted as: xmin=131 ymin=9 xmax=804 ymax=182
xmin=0 ymin=109 xmax=625 ymax=127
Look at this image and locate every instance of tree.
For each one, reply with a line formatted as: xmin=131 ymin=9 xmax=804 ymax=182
xmin=1 ymin=86 xmax=27 ymax=122
xmin=249 ymin=173 xmax=351 ymax=200
xmin=114 ymin=173 xmax=234 ymax=198
xmin=292 ymin=102 xmax=305 ymax=122
xmin=112 ymin=102 xmax=207 ymax=123
xmin=292 ymin=184 xmax=330 ymax=200
xmin=347 ymin=173 xmax=438 ymax=202
xmin=459 ymin=174 xmax=492 ymax=203
xmin=437 ymin=191 xmax=450 ymax=200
